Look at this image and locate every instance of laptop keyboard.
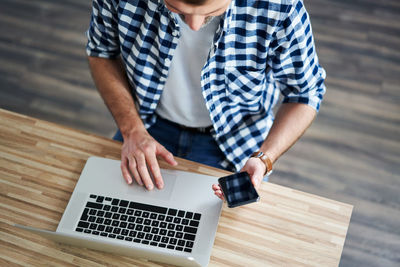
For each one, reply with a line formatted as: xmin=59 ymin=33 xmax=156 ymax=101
xmin=75 ymin=194 xmax=201 ymax=253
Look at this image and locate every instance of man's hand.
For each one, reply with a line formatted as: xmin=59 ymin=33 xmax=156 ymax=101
xmin=212 ymin=157 xmax=265 ymax=200
xmin=121 ymin=128 xmax=177 ymax=190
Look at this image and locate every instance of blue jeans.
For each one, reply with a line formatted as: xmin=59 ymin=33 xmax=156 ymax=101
xmin=113 ymin=117 xmax=233 ymax=171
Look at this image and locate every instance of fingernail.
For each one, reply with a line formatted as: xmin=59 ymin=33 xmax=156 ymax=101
xmin=146 ymin=185 xmax=153 ymax=190
xmin=157 ymin=182 xmax=164 ymax=189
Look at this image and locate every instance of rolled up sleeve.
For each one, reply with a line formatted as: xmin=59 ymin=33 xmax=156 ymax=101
xmin=86 ymin=0 xmax=120 ymax=59
xmin=269 ymin=0 xmax=326 ymax=112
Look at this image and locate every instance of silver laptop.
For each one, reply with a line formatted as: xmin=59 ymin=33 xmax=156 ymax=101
xmin=15 ymin=156 xmax=223 ymax=267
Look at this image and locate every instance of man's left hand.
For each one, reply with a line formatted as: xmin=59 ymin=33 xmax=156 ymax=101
xmin=212 ymin=157 xmax=266 ymax=200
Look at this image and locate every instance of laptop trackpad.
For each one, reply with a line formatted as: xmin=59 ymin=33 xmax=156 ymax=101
xmin=125 ymin=171 xmax=176 ymax=201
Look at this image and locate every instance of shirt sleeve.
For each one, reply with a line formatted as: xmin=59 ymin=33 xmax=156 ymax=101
xmin=268 ymin=0 xmax=326 ymax=112
xmin=86 ymin=0 xmax=120 ymax=58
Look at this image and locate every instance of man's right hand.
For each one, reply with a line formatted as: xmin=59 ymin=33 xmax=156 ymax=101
xmin=120 ymin=128 xmax=177 ymax=190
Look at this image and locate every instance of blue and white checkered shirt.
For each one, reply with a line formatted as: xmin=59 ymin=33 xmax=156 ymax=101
xmin=86 ymin=0 xmax=326 ymax=171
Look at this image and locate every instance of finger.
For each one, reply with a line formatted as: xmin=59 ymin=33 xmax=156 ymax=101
xmin=212 ymin=184 xmax=221 ymax=191
xmin=127 ymin=155 xmax=143 ymax=186
xmin=157 ymin=144 xmax=177 ymax=166
xmin=145 ymin=151 xmax=164 ymax=189
xmin=121 ymin=156 xmax=133 ymax=184
xmin=214 ymin=190 xmax=224 ymax=200
xmin=136 ymin=153 xmax=154 ymax=190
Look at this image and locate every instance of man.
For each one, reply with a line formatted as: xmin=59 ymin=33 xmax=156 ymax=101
xmin=86 ymin=0 xmax=326 ymax=199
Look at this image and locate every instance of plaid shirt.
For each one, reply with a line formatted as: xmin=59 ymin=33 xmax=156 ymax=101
xmin=86 ymin=0 xmax=326 ymax=171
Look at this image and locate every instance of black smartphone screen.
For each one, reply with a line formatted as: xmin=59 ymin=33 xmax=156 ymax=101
xmin=218 ymin=172 xmax=260 ymax=208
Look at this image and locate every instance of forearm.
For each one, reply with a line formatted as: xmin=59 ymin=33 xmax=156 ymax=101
xmin=260 ymin=103 xmax=317 ymax=164
xmin=87 ymin=56 xmax=145 ymax=138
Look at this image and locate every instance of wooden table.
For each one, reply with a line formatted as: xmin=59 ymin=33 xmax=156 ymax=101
xmin=0 ymin=108 xmax=353 ymax=266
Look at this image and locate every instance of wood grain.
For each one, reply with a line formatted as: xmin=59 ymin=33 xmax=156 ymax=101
xmin=0 ymin=109 xmax=352 ymax=266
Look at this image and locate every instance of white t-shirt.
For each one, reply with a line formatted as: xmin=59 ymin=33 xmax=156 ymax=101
xmin=156 ymin=14 xmax=220 ymax=127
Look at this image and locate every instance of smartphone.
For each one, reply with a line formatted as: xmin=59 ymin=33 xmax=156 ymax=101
xmin=218 ymin=172 xmax=260 ymax=208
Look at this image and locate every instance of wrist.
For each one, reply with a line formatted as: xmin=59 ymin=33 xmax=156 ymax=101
xmin=251 ymin=151 xmax=273 ymax=176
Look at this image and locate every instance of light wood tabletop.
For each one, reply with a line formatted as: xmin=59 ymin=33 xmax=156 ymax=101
xmin=0 ymin=108 xmax=353 ymax=266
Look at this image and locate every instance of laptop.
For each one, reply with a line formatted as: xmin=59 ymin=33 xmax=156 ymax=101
xmin=15 ymin=156 xmax=223 ymax=267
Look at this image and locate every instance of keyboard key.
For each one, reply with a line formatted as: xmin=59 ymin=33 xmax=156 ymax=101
xmin=169 ymin=238 xmax=177 ymax=245
xmin=176 ymin=225 xmax=183 ymax=231
xmin=184 ymin=226 xmax=197 ymax=234
xmin=178 ymin=240 xmax=185 ymax=246
xmin=88 ymin=216 xmax=96 ymax=222
xmin=184 ymin=233 xmax=195 ymax=241
xmin=158 ymin=214 xmax=165 ymax=221
xmin=128 ymin=216 xmax=135 ymax=223
xmin=150 ymin=213 xmax=157 ymax=219
xmin=185 ymin=212 xmax=193 ymax=219
xmin=113 ymin=228 xmax=121 ymax=235
xmin=182 ymin=219 xmax=189 ymax=225
xmin=92 ymin=231 xmax=100 ymax=235
xmin=151 ymin=228 xmax=159 ymax=234
xmin=134 ymin=210 xmax=142 ymax=216
xmin=84 ymin=229 xmax=91 ymax=234
xmin=151 ymin=221 xmax=159 ymax=227
xmin=120 ymin=222 xmax=127 ymax=228
xmin=96 ymin=196 xmax=104 ymax=203
xmin=112 ymin=220 xmax=119 ymax=227
xmin=96 ymin=217 xmax=104 ymax=224
xmin=166 ymin=216 xmax=173 ymax=222
xmin=135 ymin=225 xmax=143 ymax=231
xmin=104 ymin=219 xmax=112 ymax=225
xmin=103 ymin=205 xmax=111 ymax=211
xmin=137 ymin=232 xmax=145 ymax=239
xmin=145 ymin=233 xmax=153 ymax=240
xmin=136 ymin=218 xmax=143 ymax=224
xmin=117 ymin=235 xmax=124 ymax=240
xmin=167 ymin=231 xmax=175 ymax=237
xmin=174 ymin=217 xmax=181 ymax=224
xmin=160 ymin=229 xmax=167 ymax=236
xmin=97 ymin=210 xmax=105 ymax=217
xmin=125 ymin=237 xmax=133 ymax=242
xmin=176 ymin=232 xmax=183 ymax=239
xmin=80 ymin=208 xmax=89 ymax=221
xmin=128 ymin=223 xmax=135 ymax=229
xmin=168 ymin=209 xmax=177 ymax=216
xmin=193 ymin=213 xmax=201 ymax=220
xmin=127 ymin=209 xmax=134 ymax=215
xmin=105 ymin=197 xmax=112 ymax=201
xmin=119 ymin=208 xmax=127 ymax=214
xmin=161 ymin=237 xmax=169 ymax=243
xmin=121 ymin=229 xmax=129 ymax=236
xmin=75 ymin=227 xmax=83 ymax=232
xmin=86 ymin=202 xmax=103 ymax=209
xmin=134 ymin=238 xmax=141 ymax=243
xmin=90 ymin=194 xmax=96 ymax=199
xmin=176 ymin=246 xmax=183 ymax=251
xmin=78 ymin=221 xmax=89 ymax=229
xmin=178 ymin=210 xmax=185 ymax=217
xmin=142 ymin=212 xmax=150 ymax=218
xmin=100 ymin=232 xmax=108 ymax=237
xmin=150 ymin=242 xmax=158 ymax=246
xmin=89 ymin=209 xmax=97 ymax=216
xmin=144 ymin=219 xmax=151 ymax=225
xmin=144 ymin=226 xmax=151 ymax=232
xmin=142 ymin=240 xmax=149 ymax=245
xmin=97 ymin=225 xmax=105 ymax=232
xmin=167 ymin=245 xmax=175 ymax=250
xmin=158 ymin=243 xmax=166 ymax=248
xmin=160 ymin=222 xmax=167 ymax=228
xmin=108 ymin=234 xmax=116 ymax=238
xmin=129 ymin=231 xmax=137 ymax=237
xmin=189 ymin=220 xmax=199 ymax=227
xmin=167 ymin=223 xmax=175 ymax=230
xmin=111 ymin=199 xmax=119 ymax=206
xmin=129 ymin=202 xmax=167 ymax=214
xmin=112 ymin=214 xmax=120 ymax=220
xmin=153 ymin=235 xmax=161 ymax=242
xmin=105 ymin=226 xmax=113 ymax=233
xmin=105 ymin=212 xmax=112 ymax=218
xmin=119 ymin=200 xmax=129 ymax=207
xmin=120 ymin=215 xmax=128 ymax=221
xmin=184 ymin=248 xmax=192 ymax=253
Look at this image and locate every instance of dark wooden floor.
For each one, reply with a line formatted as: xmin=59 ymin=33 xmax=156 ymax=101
xmin=0 ymin=0 xmax=399 ymax=266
